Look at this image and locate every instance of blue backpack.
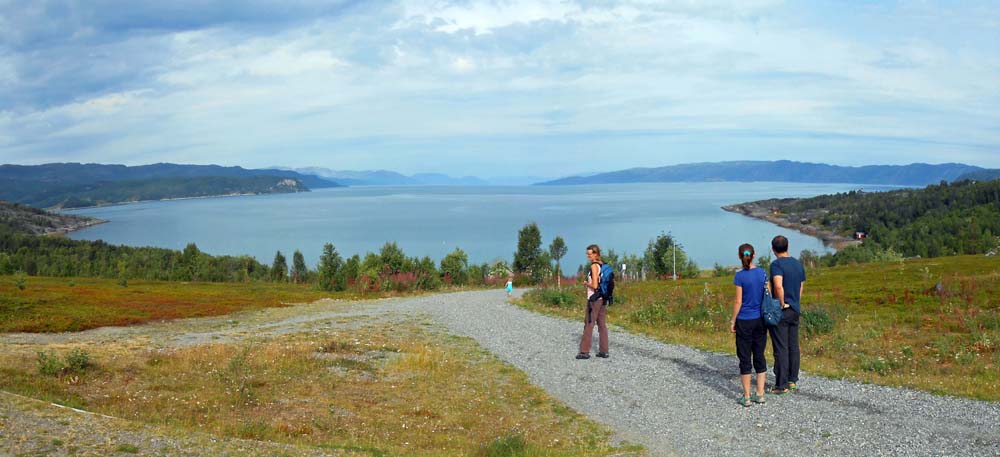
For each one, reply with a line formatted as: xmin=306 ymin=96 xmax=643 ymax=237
xmin=593 ymin=262 xmax=615 ymax=305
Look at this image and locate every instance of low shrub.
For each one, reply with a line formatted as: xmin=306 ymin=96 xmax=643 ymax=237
xmin=37 ymin=348 xmax=92 ymax=376
xmin=527 ymin=288 xmax=579 ymax=309
xmin=65 ymin=348 xmax=91 ymax=372
xmin=36 ymin=351 xmax=65 ymax=376
xmin=859 ymin=354 xmax=895 ymax=375
xmin=801 ymin=308 xmax=835 ymax=336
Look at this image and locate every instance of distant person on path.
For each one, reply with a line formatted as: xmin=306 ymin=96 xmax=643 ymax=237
xmin=577 ymin=244 xmax=609 ymax=360
xmin=769 ymin=235 xmax=806 ymax=394
xmin=731 ymin=243 xmax=768 ymax=406
xmin=506 ymin=278 xmax=513 ymax=297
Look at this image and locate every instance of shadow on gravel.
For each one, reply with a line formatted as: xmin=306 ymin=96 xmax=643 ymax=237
xmin=663 ymin=356 xmax=738 ymax=398
xmin=620 ymin=342 xmax=738 ymax=398
xmin=790 ymin=390 xmax=885 ymax=415
xmin=621 ymin=341 xmax=888 ymax=416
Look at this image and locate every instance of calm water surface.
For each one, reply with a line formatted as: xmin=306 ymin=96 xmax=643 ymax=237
xmin=66 ymin=183 xmax=898 ymax=269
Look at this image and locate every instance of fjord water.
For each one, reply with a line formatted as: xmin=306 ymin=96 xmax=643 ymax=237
xmin=66 ymin=183 xmax=897 ymax=269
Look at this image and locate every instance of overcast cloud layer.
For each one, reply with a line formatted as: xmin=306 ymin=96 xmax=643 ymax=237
xmin=1 ymin=0 xmax=998 ymax=177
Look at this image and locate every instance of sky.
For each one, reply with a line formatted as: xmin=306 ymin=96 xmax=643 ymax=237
xmin=1 ymin=0 xmax=998 ymax=179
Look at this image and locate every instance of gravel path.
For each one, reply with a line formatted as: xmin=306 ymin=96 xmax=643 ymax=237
xmin=387 ymin=289 xmax=1000 ymax=457
xmin=3 ymin=289 xmax=998 ymax=457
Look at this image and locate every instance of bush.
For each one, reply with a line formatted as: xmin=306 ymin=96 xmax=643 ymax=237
xmin=65 ymin=348 xmax=91 ymax=372
xmin=37 ymin=348 xmax=92 ymax=376
xmin=14 ymin=270 xmax=26 ymax=290
xmin=712 ymin=263 xmax=732 ymax=278
xmin=37 ymin=351 xmax=65 ymax=376
xmin=527 ymin=288 xmax=578 ymax=309
xmin=801 ymin=309 xmax=835 ymax=336
xmin=822 ymin=244 xmax=903 ymax=267
xmin=220 ymin=347 xmax=255 ymax=406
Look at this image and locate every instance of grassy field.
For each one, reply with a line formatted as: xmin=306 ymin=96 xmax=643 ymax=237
xmin=520 ymin=255 xmax=999 ymax=401
xmin=0 ymin=275 xmax=443 ymax=333
xmin=0 ymin=320 xmax=641 ymax=456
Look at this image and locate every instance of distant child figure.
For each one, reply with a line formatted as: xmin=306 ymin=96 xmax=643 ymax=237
xmin=506 ymin=278 xmax=513 ymax=297
xmin=577 ymin=244 xmax=609 ymax=360
xmin=731 ymin=243 xmax=768 ymax=407
xmin=769 ymin=235 xmax=806 ymax=394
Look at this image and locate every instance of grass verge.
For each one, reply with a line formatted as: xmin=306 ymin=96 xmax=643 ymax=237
xmin=0 ymin=322 xmax=643 ymax=456
xmin=0 ymin=275 xmax=479 ymax=333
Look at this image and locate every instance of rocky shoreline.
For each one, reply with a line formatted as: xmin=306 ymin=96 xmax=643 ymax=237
xmin=44 ymin=217 xmax=107 ymax=236
xmin=0 ymin=201 xmax=107 ymax=236
xmin=722 ymin=200 xmax=861 ymax=250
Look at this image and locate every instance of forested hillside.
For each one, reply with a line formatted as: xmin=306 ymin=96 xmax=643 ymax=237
xmin=3 ymin=176 xmax=308 ymax=209
xmin=742 ymin=180 xmax=1000 ymax=258
xmin=0 ymin=162 xmax=339 ymax=208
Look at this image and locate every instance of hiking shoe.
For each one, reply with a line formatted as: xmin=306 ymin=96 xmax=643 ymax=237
xmin=737 ymin=396 xmax=751 ymax=407
xmin=751 ymin=392 xmax=766 ymax=404
xmin=788 ymin=382 xmax=798 ymax=391
xmin=770 ymin=387 xmax=789 ymax=395
xmin=575 ymin=352 xmax=591 ymax=360
xmin=596 ymin=352 xmax=609 ymax=358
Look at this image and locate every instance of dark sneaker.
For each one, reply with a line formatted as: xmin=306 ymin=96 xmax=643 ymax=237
xmin=770 ymin=387 xmax=789 ymax=395
xmin=596 ymin=352 xmax=609 ymax=358
xmin=575 ymin=352 xmax=591 ymax=360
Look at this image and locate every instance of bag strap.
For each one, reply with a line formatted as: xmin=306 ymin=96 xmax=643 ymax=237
xmin=760 ymin=269 xmax=770 ymax=300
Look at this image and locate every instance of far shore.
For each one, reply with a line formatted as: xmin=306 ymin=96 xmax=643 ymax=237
xmin=50 ymin=190 xmax=318 ymax=235
xmin=55 ymin=190 xmax=304 ymax=213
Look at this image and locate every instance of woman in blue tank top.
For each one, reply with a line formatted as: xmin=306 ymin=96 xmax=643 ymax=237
xmin=730 ymin=243 xmax=768 ymax=407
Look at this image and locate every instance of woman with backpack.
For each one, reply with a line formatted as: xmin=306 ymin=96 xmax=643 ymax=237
xmin=577 ymin=244 xmax=609 ymax=360
xmin=730 ymin=243 xmax=768 ymax=406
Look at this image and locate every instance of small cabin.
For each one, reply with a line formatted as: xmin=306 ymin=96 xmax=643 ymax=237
xmin=854 ymin=232 xmax=867 ymax=240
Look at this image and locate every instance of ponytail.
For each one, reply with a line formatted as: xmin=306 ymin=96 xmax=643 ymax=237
xmin=738 ymin=243 xmax=755 ymax=270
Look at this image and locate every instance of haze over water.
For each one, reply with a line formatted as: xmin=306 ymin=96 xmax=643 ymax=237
xmin=66 ymin=183 xmax=900 ymax=270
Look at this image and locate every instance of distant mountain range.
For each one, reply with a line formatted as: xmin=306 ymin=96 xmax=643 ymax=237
xmin=280 ymin=167 xmax=493 ymax=186
xmin=0 ymin=163 xmax=338 ymax=209
xmin=0 ymin=162 xmax=340 ymax=189
xmin=537 ymin=161 xmax=984 ymax=186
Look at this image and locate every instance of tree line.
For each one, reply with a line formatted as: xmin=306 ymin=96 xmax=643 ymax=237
xmin=1 ymin=221 xmax=702 ymax=291
xmin=511 ymin=223 xmax=700 ymax=284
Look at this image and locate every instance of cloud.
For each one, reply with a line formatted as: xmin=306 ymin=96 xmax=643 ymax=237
xmin=0 ymin=0 xmax=998 ymax=173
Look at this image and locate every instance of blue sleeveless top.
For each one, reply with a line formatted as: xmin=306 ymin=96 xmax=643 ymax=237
xmin=733 ymin=267 xmax=766 ymax=320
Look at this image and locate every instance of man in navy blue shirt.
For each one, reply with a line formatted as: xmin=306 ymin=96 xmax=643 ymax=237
xmin=769 ymin=235 xmax=806 ymax=393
